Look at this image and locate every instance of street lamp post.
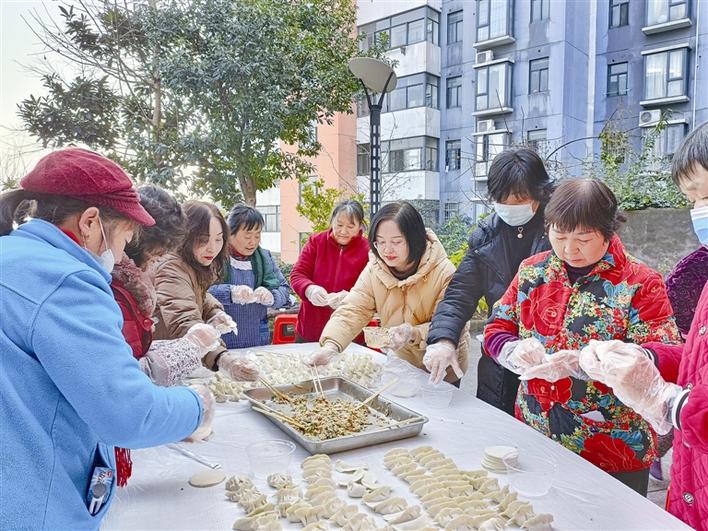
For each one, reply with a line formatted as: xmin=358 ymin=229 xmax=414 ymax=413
xmin=348 ymin=58 xmax=397 ymax=216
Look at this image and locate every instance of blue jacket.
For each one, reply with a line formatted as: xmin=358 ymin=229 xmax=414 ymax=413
xmin=209 ymin=248 xmax=290 ymax=348
xmin=0 ymin=220 xmax=202 ymax=530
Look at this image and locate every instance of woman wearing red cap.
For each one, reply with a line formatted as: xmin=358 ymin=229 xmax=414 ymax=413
xmin=0 ymin=148 xmax=211 ymax=530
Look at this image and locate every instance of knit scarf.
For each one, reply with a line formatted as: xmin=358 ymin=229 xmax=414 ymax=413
xmin=228 ymin=246 xmax=280 ymax=290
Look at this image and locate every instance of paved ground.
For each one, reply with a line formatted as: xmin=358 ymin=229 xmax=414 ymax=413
xmin=462 ymin=336 xmax=670 ymax=508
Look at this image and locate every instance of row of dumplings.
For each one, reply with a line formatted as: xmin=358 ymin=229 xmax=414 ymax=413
xmin=384 ymin=446 xmax=554 ymax=531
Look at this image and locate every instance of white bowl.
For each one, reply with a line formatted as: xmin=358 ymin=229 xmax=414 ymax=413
xmin=503 ymin=452 xmax=557 ymax=497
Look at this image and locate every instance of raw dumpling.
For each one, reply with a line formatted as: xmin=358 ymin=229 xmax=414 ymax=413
xmin=266 ymin=473 xmax=294 ymax=490
xmin=302 ymin=454 xmax=331 ymax=467
xmin=302 ymin=523 xmax=327 ymax=531
xmin=347 ymin=481 xmax=367 ymax=498
xmin=305 ymin=485 xmax=334 ymax=500
xmin=410 ymin=445 xmax=435 ymax=458
xmin=232 ymin=512 xmax=278 ymax=531
xmin=285 ymin=501 xmax=312 ymax=523
xmin=522 ymin=513 xmax=554 ymax=530
xmin=360 ymin=471 xmax=379 ymax=489
xmin=372 ymin=496 xmax=407 ymax=515
xmin=343 ymin=512 xmax=377 ymax=531
xmin=391 ymin=462 xmax=419 ymax=476
xmin=332 ymin=504 xmax=359 ymax=527
xmin=396 ymin=515 xmax=435 ymax=530
xmin=335 ymin=459 xmax=368 ymax=473
xmin=502 ymin=501 xmax=535 ymax=526
xmin=478 ymin=516 xmax=506 ymax=530
xmin=383 ymin=505 xmax=421 ymax=524
xmin=435 ymin=506 xmax=465 ymax=526
xmin=362 ymin=485 xmax=393 ymax=503
xmin=295 ymin=504 xmax=327 ymax=526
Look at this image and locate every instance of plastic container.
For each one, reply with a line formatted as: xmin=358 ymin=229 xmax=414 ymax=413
xmin=503 ymin=452 xmax=557 ymax=497
xmin=380 ymin=355 xmax=422 ymax=398
xmin=246 ymin=439 xmax=296 ymax=479
xmin=420 ymin=382 xmax=454 ymax=408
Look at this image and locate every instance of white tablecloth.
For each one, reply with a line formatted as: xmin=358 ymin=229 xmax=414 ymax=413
xmin=103 ymin=343 xmax=689 ymax=530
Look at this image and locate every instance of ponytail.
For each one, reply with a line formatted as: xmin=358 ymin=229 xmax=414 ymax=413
xmin=0 ymin=190 xmax=33 ymax=236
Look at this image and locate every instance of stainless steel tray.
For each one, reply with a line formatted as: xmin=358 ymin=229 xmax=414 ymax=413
xmin=243 ymin=376 xmax=428 ymax=454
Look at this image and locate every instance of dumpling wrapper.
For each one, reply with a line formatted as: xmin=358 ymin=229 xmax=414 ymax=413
xmin=372 ymin=496 xmax=407 ymax=515
xmin=188 ymin=469 xmax=226 ymax=488
xmin=383 ymin=505 xmax=421 ymax=524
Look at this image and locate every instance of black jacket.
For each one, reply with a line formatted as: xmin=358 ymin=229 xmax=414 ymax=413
xmin=428 ymin=211 xmax=550 ymax=414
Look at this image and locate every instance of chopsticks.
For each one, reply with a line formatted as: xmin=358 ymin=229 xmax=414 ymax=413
xmin=355 ymin=378 xmax=399 ymax=410
xmin=259 ymin=376 xmax=293 ymax=403
xmin=310 ymin=367 xmax=326 ymax=398
xmin=252 ymin=405 xmax=306 ymax=430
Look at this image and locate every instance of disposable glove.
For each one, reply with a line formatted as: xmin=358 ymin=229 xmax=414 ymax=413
xmin=184 ymin=384 xmax=215 ymax=442
xmin=326 ymin=290 xmax=349 ymax=309
xmin=579 ymin=340 xmax=681 ymax=435
xmin=306 ymin=343 xmax=340 ymax=366
xmin=184 ymin=323 xmax=222 ymax=354
xmin=423 ymin=340 xmax=464 ymax=384
xmin=218 ymin=353 xmax=259 ymax=381
xmin=207 ymin=310 xmax=238 ymax=335
xmin=497 ymin=337 xmax=546 ymax=375
xmin=253 ymin=286 xmax=275 ymax=307
xmin=305 ymin=285 xmax=329 ymax=307
xmin=389 ymin=323 xmax=422 ymax=350
xmin=139 ymin=339 xmax=202 ymax=387
xmin=231 ymin=285 xmax=255 ymax=305
xmin=520 ymin=349 xmax=588 ymax=382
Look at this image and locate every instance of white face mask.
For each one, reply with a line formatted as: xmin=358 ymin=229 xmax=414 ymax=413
xmin=96 ymin=217 xmax=116 ymax=273
xmin=493 ymin=202 xmax=536 ymax=227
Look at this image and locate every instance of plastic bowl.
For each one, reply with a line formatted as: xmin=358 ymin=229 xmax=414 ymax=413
xmin=503 ymin=452 xmax=557 ymax=497
xmin=421 ymin=382 xmax=454 ymax=408
xmin=246 ymin=439 xmax=296 ymax=479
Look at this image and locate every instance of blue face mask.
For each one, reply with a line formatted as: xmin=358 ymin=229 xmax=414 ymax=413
xmin=691 ymin=206 xmax=708 ymax=245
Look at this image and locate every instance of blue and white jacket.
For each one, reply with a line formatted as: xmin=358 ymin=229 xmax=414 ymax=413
xmin=0 ymin=219 xmax=202 ymax=530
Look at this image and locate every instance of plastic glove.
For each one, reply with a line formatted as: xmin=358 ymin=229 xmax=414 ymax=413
xmin=389 ymin=323 xmax=422 ymax=351
xmin=253 ymin=286 xmax=275 ymax=307
xmin=579 ymin=340 xmax=680 ymax=435
xmin=520 ymin=349 xmax=588 ymax=382
xmin=497 ymin=337 xmax=546 ymax=375
xmin=423 ymin=340 xmax=464 ymax=384
xmin=207 ymin=310 xmax=238 ymax=335
xmin=326 ymin=290 xmax=349 ymax=309
xmin=231 ymin=285 xmax=255 ymax=305
xmin=305 ymin=285 xmax=329 ymax=307
xmin=139 ymin=339 xmax=203 ymax=387
xmin=184 ymin=323 xmax=221 ymax=355
xmin=306 ymin=343 xmax=340 ymax=366
xmin=218 ymin=353 xmax=259 ymax=381
xmin=184 ymin=384 xmax=215 ymax=442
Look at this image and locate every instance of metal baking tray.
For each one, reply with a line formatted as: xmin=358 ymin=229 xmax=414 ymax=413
xmin=243 ymin=376 xmax=428 ymax=454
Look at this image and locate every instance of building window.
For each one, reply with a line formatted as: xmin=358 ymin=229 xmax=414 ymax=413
xmin=446 ymin=76 xmax=462 ymax=108
xmin=447 ymin=10 xmax=463 ymax=44
xmin=258 ymin=205 xmax=280 ymax=232
xmin=444 ymin=202 xmax=459 ymax=222
xmin=607 ymin=62 xmax=629 ymax=96
xmin=527 ymin=129 xmax=547 ymax=154
xmin=644 ymin=48 xmax=687 ymax=101
xmin=529 ymin=57 xmax=549 ymax=93
xmin=646 ymin=0 xmax=688 ymax=26
xmin=357 ymin=144 xmax=370 ymax=176
xmin=476 ymin=0 xmax=513 ymax=44
xmin=476 ymin=132 xmax=509 ymax=162
xmin=359 ymin=7 xmax=440 ymax=51
xmin=531 ymin=0 xmax=549 ymax=21
xmin=475 ymin=62 xmax=512 ymax=111
xmin=446 ymin=140 xmax=461 ymax=171
xmin=382 ymin=136 xmax=439 ymax=173
xmin=385 ymin=73 xmax=440 ymax=112
xmin=610 ymin=0 xmax=629 ymax=27
xmin=646 ymin=123 xmax=687 ymax=158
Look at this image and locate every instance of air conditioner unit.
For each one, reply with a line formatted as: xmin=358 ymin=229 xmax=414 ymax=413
xmin=476 ymin=50 xmax=494 ymax=64
xmin=477 ymin=119 xmax=495 ymax=133
xmin=639 ymin=109 xmax=661 ymax=127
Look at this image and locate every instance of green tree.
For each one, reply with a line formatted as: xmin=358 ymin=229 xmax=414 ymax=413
xmin=296 ymin=178 xmax=367 ymax=236
xmin=18 ymin=1 xmax=193 ymax=192
xmin=151 ymin=0 xmax=385 ymax=207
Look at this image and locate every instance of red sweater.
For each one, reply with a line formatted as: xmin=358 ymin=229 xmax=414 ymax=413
xmin=290 ymin=230 xmax=370 ymax=342
xmin=645 ymin=280 xmax=708 ymax=530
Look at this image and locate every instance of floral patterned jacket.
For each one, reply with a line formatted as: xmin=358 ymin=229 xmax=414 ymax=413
xmin=484 ymin=235 xmax=681 ymax=473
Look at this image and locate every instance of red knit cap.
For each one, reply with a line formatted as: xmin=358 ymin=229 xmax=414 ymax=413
xmin=20 ymin=148 xmax=155 ymax=226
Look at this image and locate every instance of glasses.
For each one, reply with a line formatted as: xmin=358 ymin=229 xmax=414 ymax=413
xmin=373 ymin=240 xmax=406 ymax=252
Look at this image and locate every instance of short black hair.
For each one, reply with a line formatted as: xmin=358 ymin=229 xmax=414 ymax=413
xmin=227 ymin=204 xmax=264 ymax=234
xmin=672 ymin=121 xmax=708 ymax=186
xmin=330 ymin=199 xmax=366 ymax=228
xmin=369 ymin=202 xmax=428 ymax=268
xmin=487 ymin=147 xmax=553 ymax=204
xmin=544 ymin=178 xmax=625 ymax=241
xmin=125 ymin=185 xmax=186 ymax=267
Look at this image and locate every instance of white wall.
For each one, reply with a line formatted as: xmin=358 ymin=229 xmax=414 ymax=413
xmin=356 ymin=0 xmax=441 ymax=25
xmin=358 ymin=107 xmax=441 ymax=143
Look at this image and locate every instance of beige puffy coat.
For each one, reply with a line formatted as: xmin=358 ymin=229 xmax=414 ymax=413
xmin=320 ymin=230 xmax=470 ymax=382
